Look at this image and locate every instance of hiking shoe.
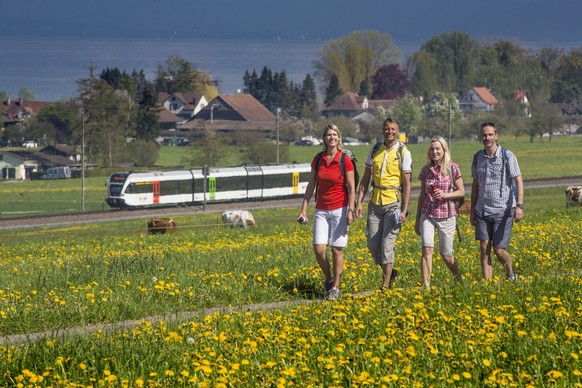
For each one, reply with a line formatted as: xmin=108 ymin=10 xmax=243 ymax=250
xmin=328 ymin=287 xmax=340 ymax=301
xmin=388 ymin=269 xmax=399 ymax=288
xmin=324 ymin=278 xmax=334 ymax=292
xmin=454 ymin=274 xmax=464 ymax=284
xmin=507 ymin=273 xmax=517 ymax=282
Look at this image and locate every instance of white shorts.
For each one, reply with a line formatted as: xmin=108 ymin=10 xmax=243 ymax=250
xmin=312 ymin=207 xmax=349 ymax=247
xmin=419 ymin=214 xmax=456 ymax=257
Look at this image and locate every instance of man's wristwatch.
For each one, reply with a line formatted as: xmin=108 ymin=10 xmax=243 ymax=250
xmin=348 ymin=207 xmax=355 ymax=213
xmin=516 ymin=203 xmax=523 ymax=209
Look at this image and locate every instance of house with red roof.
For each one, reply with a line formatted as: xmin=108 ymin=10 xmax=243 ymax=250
xmin=179 ymin=94 xmax=277 ymax=141
xmin=458 ymin=87 xmax=500 ymax=115
xmin=322 ymin=92 xmax=369 ymax=119
xmin=157 ymin=92 xmax=208 ymax=121
xmin=2 ymin=98 xmax=54 ymax=127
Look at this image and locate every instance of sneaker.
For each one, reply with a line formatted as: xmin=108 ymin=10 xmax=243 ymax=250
xmin=328 ymin=287 xmax=340 ymax=301
xmin=323 ymin=278 xmax=334 ymax=292
xmin=507 ymin=273 xmax=517 ymax=282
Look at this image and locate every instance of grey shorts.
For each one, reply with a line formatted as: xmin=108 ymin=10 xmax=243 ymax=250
xmin=474 ymin=209 xmax=514 ymax=248
xmin=419 ymin=215 xmax=456 ymax=257
xmin=366 ymin=202 xmax=401 ymax=265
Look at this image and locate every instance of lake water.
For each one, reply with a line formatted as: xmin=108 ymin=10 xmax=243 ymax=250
xmin=1 ymin=36 xmax=580 ymax=101
xmin=0 ymin=36 xmax=426 ymax=101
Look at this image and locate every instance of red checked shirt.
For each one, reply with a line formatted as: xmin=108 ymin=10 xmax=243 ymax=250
xmin=418 ymin=163 xmax=461 ymax=219
xmin=312 ymin=150 xmax=354 ymax=210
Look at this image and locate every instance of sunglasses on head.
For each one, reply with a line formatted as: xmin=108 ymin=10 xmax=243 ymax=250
xmin=480 ymin=121 xmax=496 ymax=129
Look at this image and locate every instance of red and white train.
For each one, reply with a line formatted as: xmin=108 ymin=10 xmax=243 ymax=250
xmin=105 ymin=163 xmax=311 ymax=209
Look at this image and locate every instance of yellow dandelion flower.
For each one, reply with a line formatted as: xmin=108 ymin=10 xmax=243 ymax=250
xmin=546 ymin=370 xmax=563 ymax=379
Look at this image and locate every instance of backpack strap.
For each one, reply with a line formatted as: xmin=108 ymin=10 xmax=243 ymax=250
xmin=339 ymin=150 xmax=346 ymax=179
xmin=447 ymin=163 xmax=457 ymax=217
xmin=314 ymin=151 xmax=324 ymax=200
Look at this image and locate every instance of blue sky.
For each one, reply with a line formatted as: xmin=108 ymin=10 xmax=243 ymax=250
xmin=4 ymin=0 xmax=582 ymax=43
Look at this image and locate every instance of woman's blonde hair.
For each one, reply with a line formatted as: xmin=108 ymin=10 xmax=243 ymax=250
xmin=322 ymin=124 xmax=343 ymax=151
xmin=425 ymin=136 xmax=451 ymax=176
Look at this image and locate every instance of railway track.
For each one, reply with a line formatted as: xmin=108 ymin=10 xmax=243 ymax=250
xmin=0 ymin=176 xmax=579 ymax=231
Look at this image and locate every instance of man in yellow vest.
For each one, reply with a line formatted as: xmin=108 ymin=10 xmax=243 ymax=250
xmin=356 ymin=117 xmax=412 ymax=290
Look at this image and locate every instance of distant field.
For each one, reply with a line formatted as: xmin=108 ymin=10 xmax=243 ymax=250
xmin=0 ymin=136 xmax=579 ymax=216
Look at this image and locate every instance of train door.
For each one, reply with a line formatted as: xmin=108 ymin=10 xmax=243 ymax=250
xmin=208 ymin=177 xmax=216 ymax=200
xmin=153 ymin=181 xmax=160 ymax=204
xmin=292 ymin=172 xmax=300 ymax=194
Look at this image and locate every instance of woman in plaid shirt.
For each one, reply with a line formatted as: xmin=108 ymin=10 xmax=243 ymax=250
xmin=414 ymin=136 xmax=465 ymax=289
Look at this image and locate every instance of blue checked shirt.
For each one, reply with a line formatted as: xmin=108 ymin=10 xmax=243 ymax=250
xmin=472 ymin=146 xmax=521 ymax=216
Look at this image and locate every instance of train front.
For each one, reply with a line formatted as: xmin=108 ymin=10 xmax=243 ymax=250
xmin=105 ymin=172 xmax=130 ymax=208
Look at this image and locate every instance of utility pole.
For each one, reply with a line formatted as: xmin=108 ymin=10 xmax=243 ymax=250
xmin=276 ymin=108 xmax=281 ymax=164
xmin=80 ymin=108 xmax=86 ymax=212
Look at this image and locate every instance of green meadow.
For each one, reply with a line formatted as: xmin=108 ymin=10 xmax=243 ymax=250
xmin=1 ymin=136 xmax=580 ymax=217
xmin=0 ymin=135 xmax=580 ymax=386
xmin=0 ymin=185 xmax=581 ymax=386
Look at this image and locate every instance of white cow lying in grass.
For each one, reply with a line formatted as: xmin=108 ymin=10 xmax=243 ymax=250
xmin=222 ymin=210 xmax=256 ymax=228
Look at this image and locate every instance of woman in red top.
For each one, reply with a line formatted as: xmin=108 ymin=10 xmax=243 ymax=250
xmin=414 ymin=136 xmax=465 ymax=289
xmin=298 ymin=124 xmax=356 ymax=300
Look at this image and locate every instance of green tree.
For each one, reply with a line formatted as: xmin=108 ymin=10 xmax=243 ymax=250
xmin=535 ymin=47 xmax=564 ymax=102
xmin=185 ymin=130 xmax=229 ymax=167
xmin=76 ymin=76 xmax=130 ymax=167
xmin=420 ymin=92 xmax=462 ymax=139
xmin=314 ymin=30 xmax=401 ymax=94
xmin=494 ymin=98 xmax=529 ymax=139
xmin=420 ymin=31 xmax=480 ymax=94
xmin=125 ymin=139 xmax=160 ymax=167
xmin=358 ymin=78 xmax=371 ymax=97
xmin=529 ymin=102 xmax=565 ymax=142
xmin=18 ymin=88 xmax=36 ymax=101
xmin=37 ymin=103 xmax=79 ymax=144
xmin=389 ymin=95 xmax=422 ymax=138
xmin=245 ymin=142 xmax=290 ymax=164
xmin=300 ymin=74 xmax=318 ymax=120
xmin=550 ymin=48 xmax=582 ymax=103
xmin=154 ymin=55 xmax=213 ymax=95
xmin=324 ymin=74 xmax=342 ymax=107
xmin=407 ymin=51 xmax=439 ymax=99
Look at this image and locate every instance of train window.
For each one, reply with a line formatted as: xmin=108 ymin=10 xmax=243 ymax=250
xmin=109 ymin=185 xmax=123 ymax=196
xmin=161 ymin=179 xmax=192 ymax=195
xmin=125 ymin=182 xmax=153 ymax=194
xmin=248 ymin=175 xmax=262 ymax=190
xmin=216 ymin=176 xmax=247 ymax=192
xmin=263 ymin=173 xmax=290 ymax=189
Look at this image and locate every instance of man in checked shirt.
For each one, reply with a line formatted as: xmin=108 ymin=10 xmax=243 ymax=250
xmin=470 ymin=122 xmax=524 ymax=281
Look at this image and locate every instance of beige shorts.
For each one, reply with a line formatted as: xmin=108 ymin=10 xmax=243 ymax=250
xmin=419 ymin=214 xmax=456 ymax=257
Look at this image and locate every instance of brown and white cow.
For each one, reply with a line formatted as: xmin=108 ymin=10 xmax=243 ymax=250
xmin=221 ymin=210 xmax=256 ymax=228
xmin=566 ymin=186 xmax=582 ymax=207
xmin=147 ymin=218 xmax=177 ymax=234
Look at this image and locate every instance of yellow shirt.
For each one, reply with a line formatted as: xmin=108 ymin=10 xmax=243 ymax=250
xmin=369 ymin=143 xmax=411 ymax=205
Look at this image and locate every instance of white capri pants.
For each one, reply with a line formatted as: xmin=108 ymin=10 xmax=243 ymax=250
xmin=419 ymin=214 xmax=456 ymax=257
xmin=312 ymin=207 xmax=349 ymax=247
